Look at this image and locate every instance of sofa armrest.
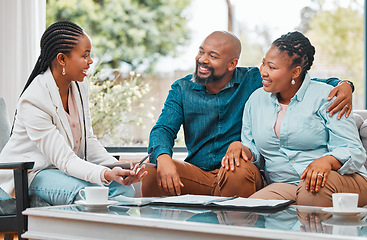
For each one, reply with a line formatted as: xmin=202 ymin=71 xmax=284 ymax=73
xmin=0 ymin=161 xmax=34 ymax=236
xmin=0 ymin=162 xmax=34 ymax=170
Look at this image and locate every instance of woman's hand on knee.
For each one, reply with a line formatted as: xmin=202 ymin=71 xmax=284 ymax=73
xmin=300 ymin=156 xmax=335 ymax=193
xmin=222 ymin=141 xmax=252 ymax=171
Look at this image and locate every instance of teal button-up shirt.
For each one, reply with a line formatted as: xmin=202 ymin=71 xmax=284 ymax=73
xmin=242 ymin=74 xmax=367 ymax=185
xmin=149 ymin=67 xmax=264 ymax=170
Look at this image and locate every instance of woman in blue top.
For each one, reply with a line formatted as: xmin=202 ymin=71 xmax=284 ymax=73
xmin=222 ymin=31 xmax=367 ymax=207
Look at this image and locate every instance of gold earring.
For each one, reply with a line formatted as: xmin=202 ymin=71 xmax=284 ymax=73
xmin=62 ymin=67 xmax=66 ymax=76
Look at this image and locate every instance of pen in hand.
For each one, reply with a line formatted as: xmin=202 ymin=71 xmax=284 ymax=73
xmin=137 ymin=154 xmax=149 ymax=168
xmin=122 ymin=154 xmax=149 ymax=179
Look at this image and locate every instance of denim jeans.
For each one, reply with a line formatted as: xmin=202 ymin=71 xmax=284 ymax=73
xmin=29 ymin=169 xmax=135 ymax=205
xmin=0 ymin=187 xmax=12 ymax=200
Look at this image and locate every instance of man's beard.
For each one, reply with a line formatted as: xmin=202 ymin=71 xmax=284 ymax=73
xmin=192 ymin=62 xmax=225 ymax=85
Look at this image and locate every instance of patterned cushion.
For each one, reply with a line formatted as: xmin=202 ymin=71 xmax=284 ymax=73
xmin=0 ymin=194 xmax=51 ymax=216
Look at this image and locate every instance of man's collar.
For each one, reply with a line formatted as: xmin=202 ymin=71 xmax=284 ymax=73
xmin=190 ymin=76 xmax=206 ymax=91
xmin=191 ymin=68 xmax=239 ymax=92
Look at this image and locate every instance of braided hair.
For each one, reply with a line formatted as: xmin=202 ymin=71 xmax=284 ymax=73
xmin=21 ymin=21 xmax=84 ymax=96
xmin=272 ymin=31 xmax=315 ymax=78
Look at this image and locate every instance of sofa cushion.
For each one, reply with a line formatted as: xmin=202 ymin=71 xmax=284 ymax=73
xmin=354 ymin=112 xmax=364 ymax=130
xmin=360 ymin=119 xmax=367 ymax=153
xmin=352 ymin=111 xmax=367 ymax=169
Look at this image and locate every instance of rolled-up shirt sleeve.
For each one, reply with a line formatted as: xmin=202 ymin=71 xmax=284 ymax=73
xmin=319 ymin=100 xmax=367 ymax=175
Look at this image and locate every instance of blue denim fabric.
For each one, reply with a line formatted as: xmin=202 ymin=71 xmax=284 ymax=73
xmin=149 ymin=67 xmax=339 ymax=171
xmin=29 ymin=169 xmax=134 ymax=205
xmin=0 ymin=187 xmax=12 ymax=200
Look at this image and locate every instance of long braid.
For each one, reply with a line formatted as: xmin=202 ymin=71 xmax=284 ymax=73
xmin=21 ymin=21 xmax=84 ymax=96
xmin=11 ymin=21 xmax=84 ymax=135
xmin=272 ymin=31 xmax=315 ymax=75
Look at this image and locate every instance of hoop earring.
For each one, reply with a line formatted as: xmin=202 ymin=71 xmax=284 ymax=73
xmin=62 ymin=67 xmax=66 ymax=76
xmin=291 ymin=79 xmax=295 ymax=85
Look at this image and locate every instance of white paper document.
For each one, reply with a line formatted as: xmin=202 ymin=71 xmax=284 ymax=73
xmin=151 ymin=194 xmax=234 ymax=205
xmin=115 ymin=194 xmax=294 ymax=210
xmin=212 ymin=197 xmax=291 ymax=207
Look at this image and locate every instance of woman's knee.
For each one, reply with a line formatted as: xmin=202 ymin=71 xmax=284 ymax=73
xmin=250 ymin=183 xmax=296 ymax=200
xmin=296 ymin=180 xmax=333 ymax=207
xmin=108 ymin=181 xmax=135 ymax=198
xmin=30 ymin=169 xmax=96 ymax=205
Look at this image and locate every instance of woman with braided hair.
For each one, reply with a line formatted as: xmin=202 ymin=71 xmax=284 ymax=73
xmin=223 ymin=31 xmax=367 ymax=206
xmin=0 ymin=21 xmax=147 ymax=205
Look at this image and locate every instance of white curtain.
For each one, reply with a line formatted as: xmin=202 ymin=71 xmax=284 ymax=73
xmin=0 ymin=0 xmax=46 ymax=120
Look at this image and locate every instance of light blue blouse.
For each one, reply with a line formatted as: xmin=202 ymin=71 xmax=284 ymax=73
xmin=241 ymin=74 xmax=367 ymax=185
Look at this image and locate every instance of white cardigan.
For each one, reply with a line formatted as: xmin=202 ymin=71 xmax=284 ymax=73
xmin=0 ymin=69 xmax=117 ymax=196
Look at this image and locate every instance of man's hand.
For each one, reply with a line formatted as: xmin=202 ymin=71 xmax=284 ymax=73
xmin=221 ymin=141 xmax=252 ymax=171
xmin=327 ymin=81 xmax=353 ymax=119
xmin=156 ymin=154 xmax=184 ymax=196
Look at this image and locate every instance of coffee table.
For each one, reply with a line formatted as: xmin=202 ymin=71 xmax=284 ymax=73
xmin=22 ymin=203 xmax=367 ymax=240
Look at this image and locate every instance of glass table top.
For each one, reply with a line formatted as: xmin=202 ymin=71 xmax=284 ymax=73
xmin=41 ymin=203 xmax=367 ymax=239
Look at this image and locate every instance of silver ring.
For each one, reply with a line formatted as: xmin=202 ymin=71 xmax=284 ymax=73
xmin=317 ymin=173 xmax=324 ymax=178
xmin=345 ymin=104 xmax=349 ymax=108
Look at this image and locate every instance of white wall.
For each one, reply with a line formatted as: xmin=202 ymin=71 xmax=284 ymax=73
xmin=0 ymin=0 xmax=46 ymax=119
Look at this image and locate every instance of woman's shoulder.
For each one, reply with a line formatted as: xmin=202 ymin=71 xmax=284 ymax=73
xmin=304 ymin=79 xmax=334 ymax=110
xmin=308 ymin=80 xmax=333 ymax=100
xmin=21 ymin=75 xmax=48 ymax=100
xmin=19 ymin=70 xmax=56 ymax=107
xmin=246 ymin=87 xmax=272 ymax=110
xmin=308 ymin=79 xmax=333 ymax=94
xmin=248 ymin=87 xmax=269 ymax=101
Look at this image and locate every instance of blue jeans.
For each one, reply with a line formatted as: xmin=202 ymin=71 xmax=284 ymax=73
xmin=0 ymin=187 xmax=12 ymax=200
xmin=29 ymin=169 xmax=135 ymax=205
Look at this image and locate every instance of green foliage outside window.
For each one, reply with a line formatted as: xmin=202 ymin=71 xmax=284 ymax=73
xmin=307 ymin=5 xmax=364 ymax=92
xmin=46 ymin=0 xmax=190 ymax=71
xmin=46 ymin=0 xmax=190 ymax=145
xmin=88 ymin=70 xmax=153 ymax=145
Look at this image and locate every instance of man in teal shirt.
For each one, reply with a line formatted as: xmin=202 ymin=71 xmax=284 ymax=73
xmin=141 ymin=31 xmax=353 ymax=198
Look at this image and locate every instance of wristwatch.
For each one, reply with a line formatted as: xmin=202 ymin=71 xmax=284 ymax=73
xmin=338 ymin=80 xmax=355 ymax=93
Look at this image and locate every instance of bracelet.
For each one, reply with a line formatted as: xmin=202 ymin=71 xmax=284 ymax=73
xmin=337 ymin=80 xmax=355 ymax=93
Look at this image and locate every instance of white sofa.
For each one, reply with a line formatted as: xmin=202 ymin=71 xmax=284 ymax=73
xmin=353 ymin=110 xmax=367 ymax=168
